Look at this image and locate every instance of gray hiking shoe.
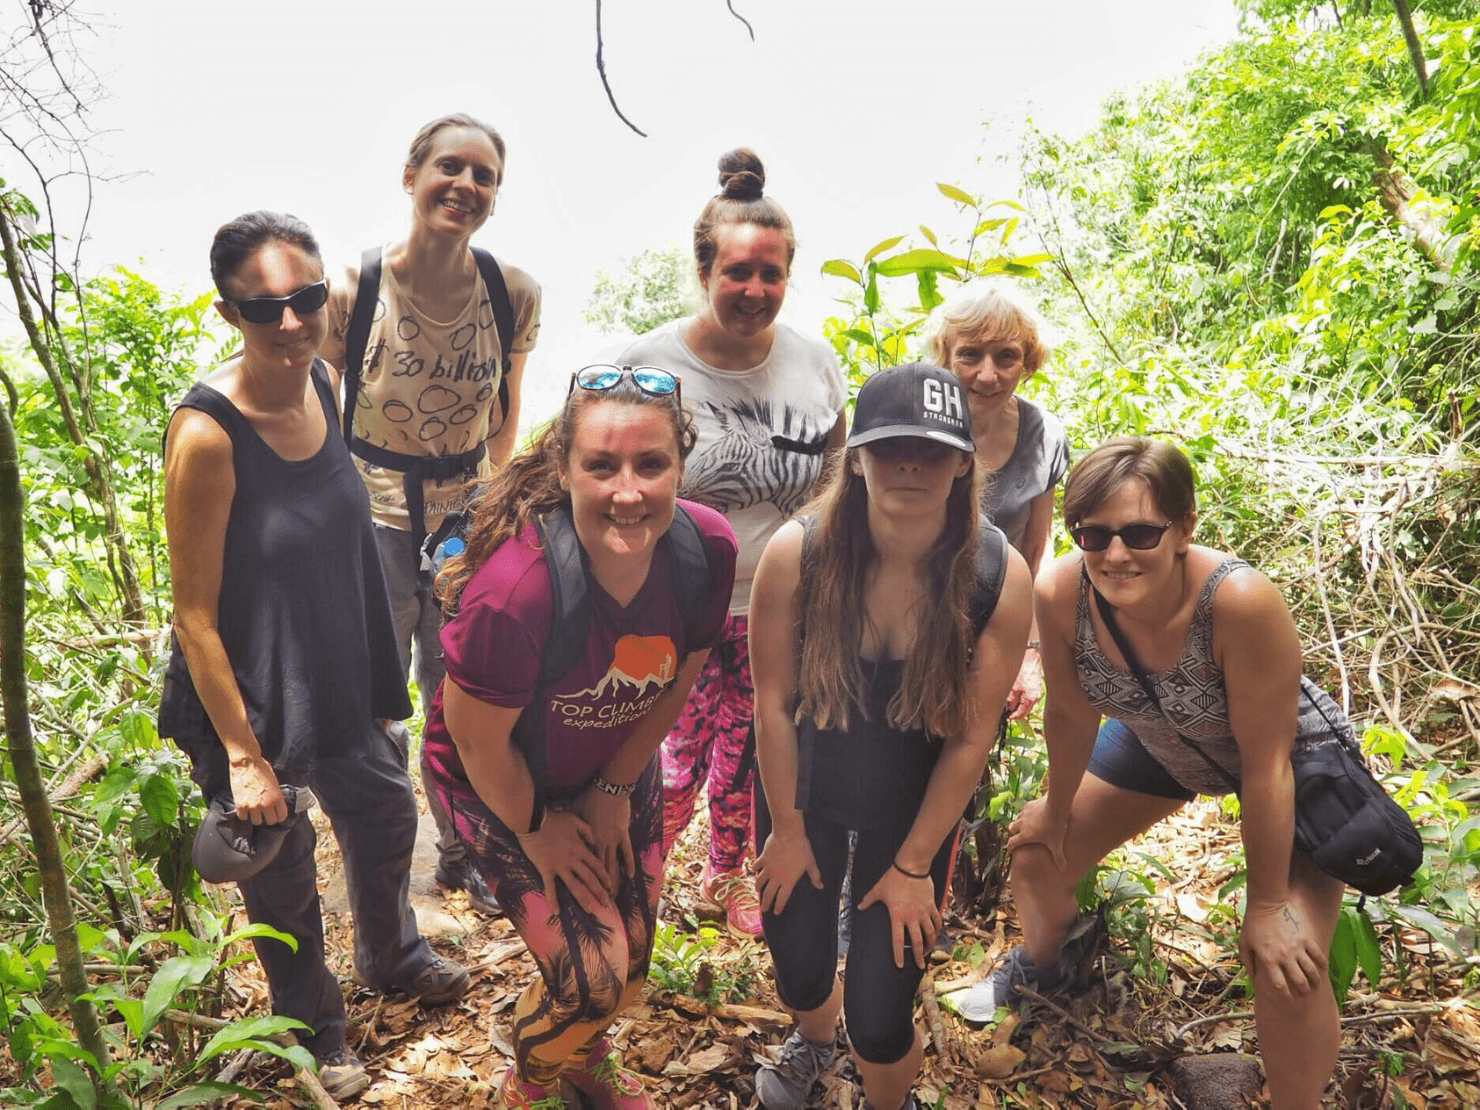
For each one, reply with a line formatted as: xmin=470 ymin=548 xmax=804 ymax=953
xmin=317 ymin=1046 xmax=371 ymax=1101
xmin=756 ymin=1030 xmax=836 ymax=1110
xmin=947 ymin=945 xmax=1067 ymax=1022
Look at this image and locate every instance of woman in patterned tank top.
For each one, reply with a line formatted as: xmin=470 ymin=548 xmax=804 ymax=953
xmin=966 ymin=438 xmax=1346 ymax=1110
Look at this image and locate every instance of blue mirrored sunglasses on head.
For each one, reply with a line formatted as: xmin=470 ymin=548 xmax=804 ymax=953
xmin=1069 ymin=520 xmax=1175 ymax=552
xmin=569 ymin=364 xmax=681 ymax=403
xmin=227 ymin=280 xmax=329 ymax=325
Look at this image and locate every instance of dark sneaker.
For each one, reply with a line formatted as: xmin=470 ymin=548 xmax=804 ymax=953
xmin=755 ymin=1030 xmax=836 ymax=1110
xmin=436 ymin=856 xmax=503 ymax=916
xmin=317 ymin=1046 xmax=370 ymax=1101
xmin=357 ymin=955 xmax=470 ymax=1005
xmin=946 ymin=945 xmax=1067 ymax=1022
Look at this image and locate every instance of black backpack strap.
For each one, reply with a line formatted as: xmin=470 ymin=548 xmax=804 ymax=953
xmin=535 ymin=507 xmax=592 ymax=687
xmin=342 ymin=247 xmax=383 ymax=446
xmin=471 ymin=248 xmax=515 ymax=436
xmin=1088 ymin=568 xmax=1242 ymax=795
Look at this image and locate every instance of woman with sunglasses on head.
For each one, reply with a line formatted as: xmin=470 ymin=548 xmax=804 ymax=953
xmin=617 ymin=148 xmax=846 ymax=937
xmin=317 ymin=112 xmax=542 ymax=917
xmin=160 ymin=212 xmax=469 ymax=1102
xmin=747 ymin=364 xmax=1031 ymax=1110
xmin=968 ymin=437 xmax=1347 ymax=1109
xmin=923 ymin=279 xmax=1067 ymax=722
xmin=420 ymin=366 xmax=737 ymax=1110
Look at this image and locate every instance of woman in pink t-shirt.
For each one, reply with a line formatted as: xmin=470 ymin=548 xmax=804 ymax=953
xmin=422 ymin=367 xmax=736 ymax=1110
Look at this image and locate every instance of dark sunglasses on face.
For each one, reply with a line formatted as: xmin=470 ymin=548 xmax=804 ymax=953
xmin=227 ymin=280 xmax=330 ymax=325
xmin=865 ymin=436 xmax=958 ymax=464
xmin=1069 ymin=520 xmax=1176 ymax=552
xmin=569 ymin=364 xmax=682 ymax=403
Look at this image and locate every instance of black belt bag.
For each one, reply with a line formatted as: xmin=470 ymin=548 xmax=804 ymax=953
xmin=352 ymin=437 xmax=485 ymax=586
xmin=1092 ymin=583 xmax=1421 ymax=897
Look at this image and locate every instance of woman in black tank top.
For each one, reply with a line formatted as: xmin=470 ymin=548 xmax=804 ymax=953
xmin=747 ymin=364 xmax=1032 ymax=1110
xmin=159 ymin=212 xmax=467 ymax=1101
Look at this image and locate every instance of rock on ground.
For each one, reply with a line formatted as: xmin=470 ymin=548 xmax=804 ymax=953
xmin=1167 ymin=1053 xmax=1265 ymax=1110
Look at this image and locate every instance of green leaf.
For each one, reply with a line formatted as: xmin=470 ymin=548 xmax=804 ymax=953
xmin=1328 ymin=912 xmax=1356 ymax=1007
xmin=917 ymin=270 xmax=942 ymax=311
xmin=50 ymin=1057 xmax=95 ymax=1110
xmin=193 ymin=1015 xmax=309 ymax=1068
xmin=140 ymin=772 xmax=180 ymax=829
xmin=874 ymin=250 xmax=960 ymax=278
xmin=863 ymin=236 xmax=906 ymax=263
xmin=222 ymin=922 xmax=298 ymax=951
xmin=141 ymin=955 xmax=215 ymax=1037
xmin=819 ymin=259 xmax=862 ymax=284
xmin=918 ymin=224 xmax=938 ymax=246
xmin=1353 ymin=909 xmax=1383 ymax=989
xmin=1011 ymin=252 xmax=1055 ymax=268
xmin=1390 ymin=905 xmax=1460 ymax=954
xmin=936 ymin=183 xmax=977 ymax=206
xmin=864 ymin=267 xmax=880 ymax=315
xmin=841 ymin=329 xmax=877 ymax=348
xmin=156 ymin=1083 xmax=268 ymax=1109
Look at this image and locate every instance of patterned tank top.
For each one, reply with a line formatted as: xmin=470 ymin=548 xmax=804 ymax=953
xmin=1074 ymin=557 xmax=1355 ymax=796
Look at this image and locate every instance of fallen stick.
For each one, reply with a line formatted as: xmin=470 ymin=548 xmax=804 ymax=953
xmin=918 ymin=976 xmax=953 ymax=1064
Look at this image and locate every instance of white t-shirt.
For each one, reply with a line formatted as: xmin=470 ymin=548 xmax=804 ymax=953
xmin=619 ymin=320 xmax=846 ymax=615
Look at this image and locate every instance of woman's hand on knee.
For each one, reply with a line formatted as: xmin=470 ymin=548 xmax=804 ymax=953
xmin=521 ymin=811 xmax=611 ymax=913
xmin=1240 ymin=900 xmax=1328 ymax=1000
xmin=755 ymin=826 xmax=822 ymax=917
xmin=1006 ymin=798 xmax=1068 ymax=870
xmin=858 ymin=866 xmax=942 ymax=971
xmin=574 ymin=788 xmax=634 ymax=893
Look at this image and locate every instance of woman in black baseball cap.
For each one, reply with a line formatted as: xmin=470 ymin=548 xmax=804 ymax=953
xmin=746 ymin=363 xmax=1032 ymax=1110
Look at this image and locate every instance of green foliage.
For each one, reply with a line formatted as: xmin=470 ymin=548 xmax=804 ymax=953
xmin=584 ymin=244 xmax=693 ymax=336
xmin=648 ymin=922 xmax=757 ymax=1004
xmin=0 ymin=912 xmax=310 ymax=1108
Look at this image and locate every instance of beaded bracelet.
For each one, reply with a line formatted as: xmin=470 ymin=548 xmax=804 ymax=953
xmin=892 ymin=859 xmax=931 ymax=881
xmin=593 ymin=774 xmax=636 ymax=798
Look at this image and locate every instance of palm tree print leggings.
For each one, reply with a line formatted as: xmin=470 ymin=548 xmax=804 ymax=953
xmin=442 ymin=759 xmax=664 ymax=1084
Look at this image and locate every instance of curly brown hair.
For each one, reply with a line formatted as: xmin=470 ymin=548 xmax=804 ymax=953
xmin=434 ymin=378 xmax=699 ymax=617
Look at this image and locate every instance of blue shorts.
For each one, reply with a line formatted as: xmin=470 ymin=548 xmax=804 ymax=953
xmin=1086 ymin=718 xmax=1198 ymax=802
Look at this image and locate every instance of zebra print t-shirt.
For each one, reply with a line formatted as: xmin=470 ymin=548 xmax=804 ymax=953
xmin=618 ymin=320 xmax=846 ymax=615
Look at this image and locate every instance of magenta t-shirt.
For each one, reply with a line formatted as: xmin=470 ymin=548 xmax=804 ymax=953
xmin=423 ymin=500 xmax=736 ymax=806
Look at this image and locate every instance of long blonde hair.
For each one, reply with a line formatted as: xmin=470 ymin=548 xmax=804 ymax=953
xmin=435 ymin=380 xmax=698 ymax=616
xmin=796 ymin=448 xmax=983 ymax=737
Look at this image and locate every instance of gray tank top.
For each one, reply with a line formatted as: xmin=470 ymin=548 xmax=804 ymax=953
xmin=1074 ymin=557 xmax=1355 ymax=795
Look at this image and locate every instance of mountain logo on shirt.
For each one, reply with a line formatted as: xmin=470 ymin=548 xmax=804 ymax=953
xmin=563 ymin=634 xmax=677 ymax=700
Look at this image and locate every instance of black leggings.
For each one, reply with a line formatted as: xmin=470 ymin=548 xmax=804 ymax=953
xmin=754 ymin=781 xmax=956 ymax=1065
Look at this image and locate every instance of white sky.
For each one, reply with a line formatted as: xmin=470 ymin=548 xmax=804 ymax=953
xmin=40 ymin=0 xmax=1240 ymax=428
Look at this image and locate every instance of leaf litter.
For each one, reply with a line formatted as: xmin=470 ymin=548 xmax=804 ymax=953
xmin=213 ymin=790 xmax=1476 ymax=1108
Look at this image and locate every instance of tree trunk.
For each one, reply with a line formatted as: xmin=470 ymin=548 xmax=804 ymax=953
xmin=1369 ymin=142 xmax=1453 ymax=270
xmin=0 ymin=200 xmax=148 ymax=629
xmin=0 ymin=399 xmax=111 ymax=1082
xmin=1391 ymin=0 xmax=1428 ymax=99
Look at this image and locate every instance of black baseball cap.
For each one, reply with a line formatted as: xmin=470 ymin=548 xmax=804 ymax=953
xmin=193 ymin=785 xmax=316 ymax=884
xmin=847 ymin=361 xmax=975 ymax=454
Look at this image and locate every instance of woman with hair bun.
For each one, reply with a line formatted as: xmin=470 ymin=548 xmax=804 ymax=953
xmin=618 ymin=149 xmax=847 ymax=937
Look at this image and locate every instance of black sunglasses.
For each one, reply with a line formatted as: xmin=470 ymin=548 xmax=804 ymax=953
xmin=568 ymin=364 xmax=682 ymax=404
xmin=1069 ymin=520 xmax=1175 ymax=552
xmin=227 ymin=280 xmax=330 ymax=325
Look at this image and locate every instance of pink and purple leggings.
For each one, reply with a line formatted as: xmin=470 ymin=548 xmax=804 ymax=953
xmin=661 ymin=613 xmax=754 ymax=873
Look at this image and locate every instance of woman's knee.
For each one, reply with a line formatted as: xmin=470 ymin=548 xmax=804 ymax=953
xmin=844 ymin=994 xmax=915 ymax=1065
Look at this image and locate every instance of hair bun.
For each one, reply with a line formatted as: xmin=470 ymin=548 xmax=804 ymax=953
xmin=717 ymin=148 xmax=765 ymax=200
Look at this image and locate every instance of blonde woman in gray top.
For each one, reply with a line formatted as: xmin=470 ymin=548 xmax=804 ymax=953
xmin=925 ymin=280 xmax=1067 ymax=721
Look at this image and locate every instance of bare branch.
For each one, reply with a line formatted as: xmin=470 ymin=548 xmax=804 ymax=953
xmin=726 ymin=0 xmax=755 ymax=41
xmin=594 ymin=0 xmax=647 ymax=138
xmin=1390 ymin=0 xmax=1428 ymax=99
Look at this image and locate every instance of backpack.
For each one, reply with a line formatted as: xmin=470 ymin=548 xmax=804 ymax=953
xmin=341 ymin=246 xmax=517 ymax=578
xmin=492 ymin=503 xmax=715 ymax=830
